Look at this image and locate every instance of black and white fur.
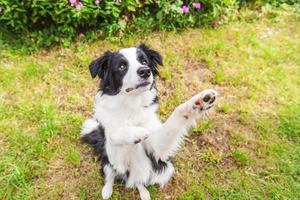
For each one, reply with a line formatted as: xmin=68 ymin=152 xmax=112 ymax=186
xmin=80 ymin=44 xmax=217 ymax=200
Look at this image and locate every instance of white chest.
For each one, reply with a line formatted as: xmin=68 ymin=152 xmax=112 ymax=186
xmin=93 ymin=91 xmax=158 ymax=129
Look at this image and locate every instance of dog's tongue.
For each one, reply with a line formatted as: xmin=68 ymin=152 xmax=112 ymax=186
xmin=126 ymin=88 xmax=134 ymax=92
xmin=126 ymin=82 xmax=150 ymax=93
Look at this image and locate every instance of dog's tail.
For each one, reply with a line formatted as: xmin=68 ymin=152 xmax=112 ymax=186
xmin=80 ymin=118 xmax=109 ymax=167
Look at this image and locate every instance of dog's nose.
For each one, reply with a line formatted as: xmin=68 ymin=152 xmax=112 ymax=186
xmin=137 ymin=67 xmax=151 ymax=79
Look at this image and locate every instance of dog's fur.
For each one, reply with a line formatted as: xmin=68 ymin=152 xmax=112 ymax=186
xmin=80 ymin=44 xmax=217 ymax=200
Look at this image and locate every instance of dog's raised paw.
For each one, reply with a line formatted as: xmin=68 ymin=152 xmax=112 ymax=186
xmin=192 ymin=89 xmax=218 ymax=111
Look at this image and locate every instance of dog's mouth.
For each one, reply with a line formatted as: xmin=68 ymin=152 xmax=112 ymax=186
xmin=126 ymin=81 xmax=151 ymax=93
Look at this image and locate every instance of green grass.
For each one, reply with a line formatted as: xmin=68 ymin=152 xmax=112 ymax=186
xmin=1 ymin=7 xmax=300 ymax=200
xmin=232 ymin=149 xmax=251 ymax=166
xmin=193 ymin=120 xmax=214 ymax=135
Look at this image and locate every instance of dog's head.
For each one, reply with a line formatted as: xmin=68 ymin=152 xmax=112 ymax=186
xmin=89 ymin=44 xmax=163 ymax=95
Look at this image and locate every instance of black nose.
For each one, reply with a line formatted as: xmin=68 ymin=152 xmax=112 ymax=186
xmin=137 ymin=67 xmax=151 ymax=78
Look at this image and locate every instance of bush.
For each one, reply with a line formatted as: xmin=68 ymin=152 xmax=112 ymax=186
xmin=0 ymin=0 xmax=298 ymax=47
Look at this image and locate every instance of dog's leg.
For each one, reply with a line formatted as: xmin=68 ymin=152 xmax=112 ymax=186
xmin=108 ymin=126 xmax=150 ymax=145
xmin=101 ymin=165 xmax=116 ymax=200
xmin=137 ymin=184 xmax=151 ymax=200
xmin=146 ymin=89 xmax=217 ymax=161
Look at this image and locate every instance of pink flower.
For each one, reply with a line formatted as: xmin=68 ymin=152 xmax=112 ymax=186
xmin=182 ymin=5 xmax=189 ymax=13
xmin=69 ymin=0 xmax=76 ymax=6
xmin=193 ymin=2 xmax=201 ymax=9
xmin=95 ymin=0 xmax=100 ymax=5
xmin=76 ymin=2 xmax=83 ymax=9
xmin=116 ymin=0 xmax=122 ymax=3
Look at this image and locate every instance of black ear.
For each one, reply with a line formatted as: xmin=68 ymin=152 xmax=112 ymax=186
xmin=89 ymin=51 xmax=112 ymax=79
xmin=138 ymin=43 xmax=163 ymax=76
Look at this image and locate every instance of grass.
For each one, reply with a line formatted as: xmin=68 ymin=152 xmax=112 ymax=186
xmin=232 ymin=149 xmax=251 ymax=166
xmin=1 ymin=7 xmax=300 ymax=200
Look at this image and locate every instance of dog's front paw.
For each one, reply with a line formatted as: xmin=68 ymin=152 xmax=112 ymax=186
xmin=192 ymin=89 xmax=218 ymax=111
xmin=132 ymin=127 xmax=150 ymax=144
xmin=140 ymin=190 xmax=151 ymax=200
xmin=137 ymin=185 xmax=151 ymax=200
xmin=102 ymin=184 xmax=113 ymax=199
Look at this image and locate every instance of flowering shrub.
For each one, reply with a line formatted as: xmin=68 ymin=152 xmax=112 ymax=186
xmin=0 ymin=0 xmax=297 ymax=47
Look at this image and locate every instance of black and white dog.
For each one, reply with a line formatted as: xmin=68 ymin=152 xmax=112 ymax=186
xmin=80 ymin=44 xmax=217 ymax=200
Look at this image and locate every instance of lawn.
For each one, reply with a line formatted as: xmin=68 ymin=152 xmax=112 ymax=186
xmin=0 ymin=8 xmax=299 ymax=200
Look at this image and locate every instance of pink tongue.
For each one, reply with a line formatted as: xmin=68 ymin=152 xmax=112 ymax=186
xmin=126 ymin=88 xmax=134 ymax=92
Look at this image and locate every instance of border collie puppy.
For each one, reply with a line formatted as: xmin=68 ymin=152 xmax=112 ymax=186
xmin=80 ymin=44 xmax=217 ymax=200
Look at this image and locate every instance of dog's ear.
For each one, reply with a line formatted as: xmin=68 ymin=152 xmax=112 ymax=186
xmin=89 ymin=51 xmax=112 ymax=79
xmin=138 ymin=43 xmax=163 ymax=76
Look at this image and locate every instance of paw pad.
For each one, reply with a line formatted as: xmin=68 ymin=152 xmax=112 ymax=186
xmin=193 ymin=89 xmax=217 ymax=111
xmin=203 ymin=93 xmax=216 ymax=104
xmin=195 ymin=99 xmax=204 ymax=106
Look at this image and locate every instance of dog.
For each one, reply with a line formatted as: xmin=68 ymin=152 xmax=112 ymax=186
xmin=80 ymin=44 xmax=217 ymax=200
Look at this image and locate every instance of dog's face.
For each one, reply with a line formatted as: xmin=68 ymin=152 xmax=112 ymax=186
xmin=89 ymin=44 xmax=163 ymax=95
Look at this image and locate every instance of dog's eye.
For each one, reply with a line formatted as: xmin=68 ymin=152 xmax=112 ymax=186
xmin=118 ymin=65 xmax=126 ymax=71
xmin=142 ymin=60 xmax=147 ymax=65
